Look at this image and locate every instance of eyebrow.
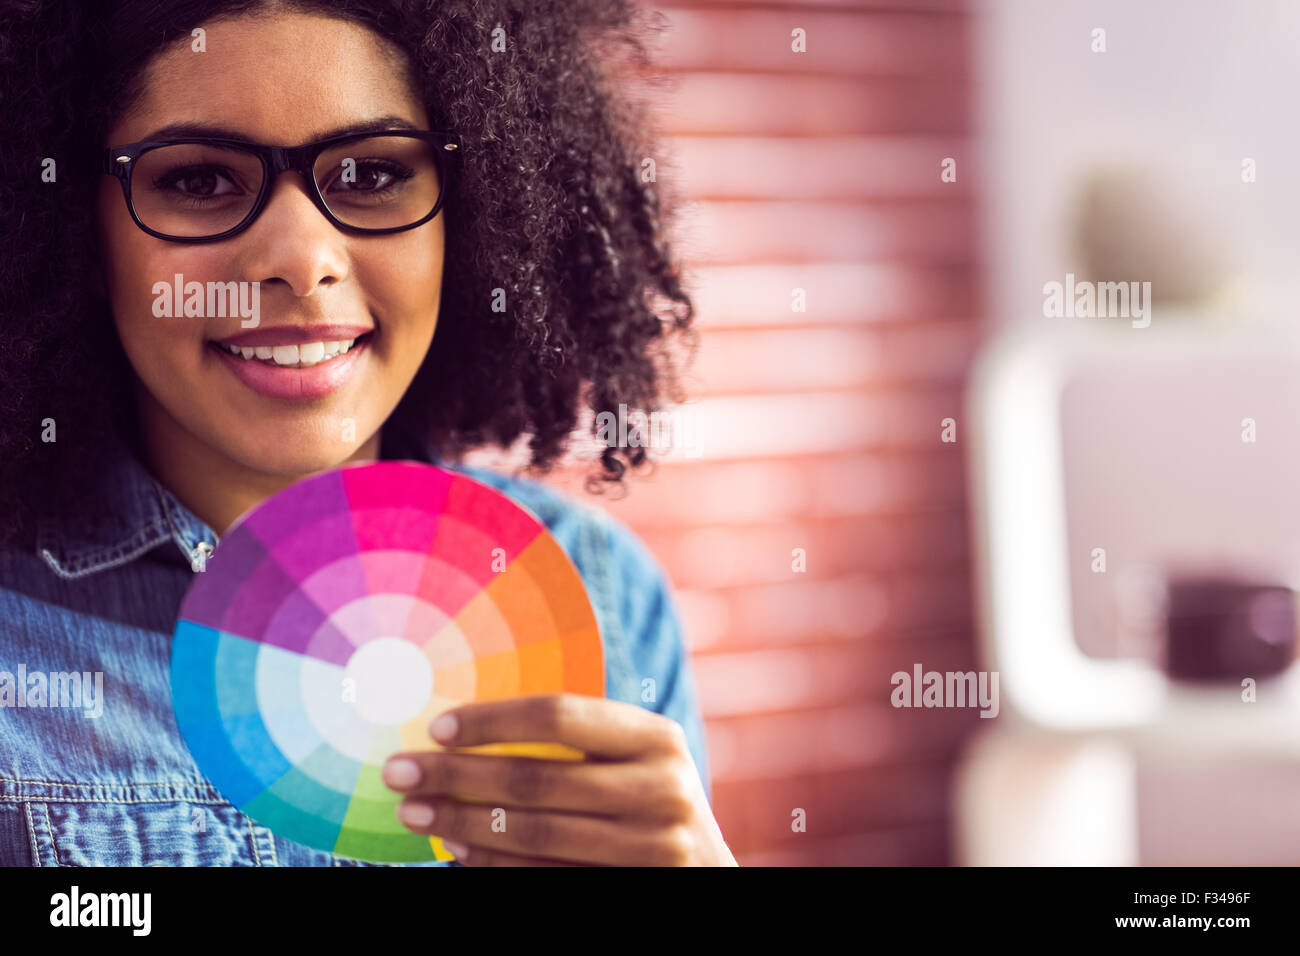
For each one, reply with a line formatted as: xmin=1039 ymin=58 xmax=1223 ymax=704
xmin=136 ymin=116 xmax=421 ymax=144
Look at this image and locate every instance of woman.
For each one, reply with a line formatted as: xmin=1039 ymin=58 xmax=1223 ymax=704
xmin=0 ymin=0 xmax=735 ymax=866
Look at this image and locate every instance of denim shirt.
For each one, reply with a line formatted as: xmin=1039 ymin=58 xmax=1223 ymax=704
xmin=0 ymin=427 xmax=709 ymax=866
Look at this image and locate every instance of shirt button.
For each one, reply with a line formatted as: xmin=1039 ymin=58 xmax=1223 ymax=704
xmin=190 ymin=541 xmax=214 ymax=572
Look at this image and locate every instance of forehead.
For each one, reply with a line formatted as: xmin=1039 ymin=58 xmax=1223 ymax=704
xmin=110 ymin=12 xmax=427 ymax=144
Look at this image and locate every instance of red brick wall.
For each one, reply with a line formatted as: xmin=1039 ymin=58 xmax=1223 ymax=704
xmin=555 ymin=0 xmax=982 ymax=864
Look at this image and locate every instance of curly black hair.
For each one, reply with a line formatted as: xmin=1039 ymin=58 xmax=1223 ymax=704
xmin=0 ymin=0 xmax=696 ymax=548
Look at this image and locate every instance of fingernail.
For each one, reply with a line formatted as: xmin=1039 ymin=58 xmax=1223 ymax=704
xmin=397 ymin=802 xmax=435 ymax=827
xmin=430 ymin=713 xmax=459 ymax=743
xmin=443 ymin=840 xmax=468 ymax=858
xmin=383 ymin=758 xmax=421 ymax=790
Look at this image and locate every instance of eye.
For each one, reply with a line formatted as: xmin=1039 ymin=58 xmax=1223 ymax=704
xmin=328 ymin=160 xmax=412 ymax=194
xmin=155 ymin=165 xmax=242 ymax=198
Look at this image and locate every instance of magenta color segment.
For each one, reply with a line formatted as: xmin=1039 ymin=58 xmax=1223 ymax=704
xmin=242 ymin=469 xmax=349 ymax=551
xmin=263 ymin=587 xmax=356 ymax=666
xmin=299 ymin=554 xmax=373 ymax=624
xmin=218 ymin=552 xmax=304 ymax=643
xmin=350 ymin=504 xmax=441 ymax=555
xmin=178 ymin=527 xmax=271 ymax=632
xmin=357 ymin=550 xmax=429 ymax=608
xmin=362 ymin=593 xmax=451 ymax=645
xmin=342 ymin=462 xmax=452 ymax=534
xmin=258 ymin=510 xmax=366 ymax=585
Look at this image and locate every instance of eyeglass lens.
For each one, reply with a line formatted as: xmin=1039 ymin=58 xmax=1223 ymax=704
xmin=128 ymin=134 xmax=443 ymax=238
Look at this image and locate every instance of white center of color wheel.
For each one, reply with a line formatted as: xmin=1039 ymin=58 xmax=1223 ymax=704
xmin=343 ymin=638 xmax=434 ymax=725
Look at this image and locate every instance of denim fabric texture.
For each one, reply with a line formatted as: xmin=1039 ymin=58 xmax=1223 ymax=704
xmin=0 ymin=427 xmax=709 ymax=866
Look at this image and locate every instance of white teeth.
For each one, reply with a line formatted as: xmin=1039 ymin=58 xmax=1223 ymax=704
xmin=219 ymin=337 xmax=360 ymax=368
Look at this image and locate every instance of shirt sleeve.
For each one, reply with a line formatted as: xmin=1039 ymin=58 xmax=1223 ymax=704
xmin=599 ymin=512 xmax=713 ymax=805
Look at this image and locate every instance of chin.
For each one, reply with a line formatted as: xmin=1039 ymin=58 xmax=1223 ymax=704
xmin=226 ymin=435 xmax=365 ymax=478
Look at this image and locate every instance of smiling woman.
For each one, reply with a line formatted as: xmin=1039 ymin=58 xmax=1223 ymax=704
xmin=0 ymin=0 xmax=731 ymax=868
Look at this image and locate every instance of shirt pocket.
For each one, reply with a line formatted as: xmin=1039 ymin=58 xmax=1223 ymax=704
xmin=23 ymin=798 xmax=274 ymax=866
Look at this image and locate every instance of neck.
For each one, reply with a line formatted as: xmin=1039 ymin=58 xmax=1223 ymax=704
xmin=131 ymin=383 xmax=381 ymax=538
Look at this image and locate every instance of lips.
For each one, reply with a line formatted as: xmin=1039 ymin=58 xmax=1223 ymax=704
xmin=208 ymin=330 xmax=371 ymax=400
xmin=211 ymin=325 xmax=373 ymax=348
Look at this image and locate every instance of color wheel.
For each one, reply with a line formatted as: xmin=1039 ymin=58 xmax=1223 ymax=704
xmin=170 ymin=461 xmax=604 ymax=863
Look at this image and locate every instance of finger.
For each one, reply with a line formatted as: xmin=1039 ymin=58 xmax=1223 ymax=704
xmin=432 ymin=694 xmax=687 ymax=760
xmin=445 ymin=841 xmax=598 ymax=867
xmin=398 ymin=797 xmax=688 ymax=866
xmin=382 ymin=750 xmax=674 ymax=817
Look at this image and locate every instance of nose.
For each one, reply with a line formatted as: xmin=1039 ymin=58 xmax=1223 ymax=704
xmin=236 ymin=171 xmax=350 ymax=297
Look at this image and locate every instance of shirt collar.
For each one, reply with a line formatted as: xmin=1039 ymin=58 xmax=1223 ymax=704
xmin=36 ymin=424 xmax=440 ymax=580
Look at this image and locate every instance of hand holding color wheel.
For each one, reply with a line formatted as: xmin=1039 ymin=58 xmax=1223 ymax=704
xmin=382 ymin=692 xmax=737 ymax=866
xmin=169 ymin=462 xmax=605 ymax=863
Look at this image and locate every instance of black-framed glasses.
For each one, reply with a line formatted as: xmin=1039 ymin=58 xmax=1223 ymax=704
xmin=102 ymin=129 xmax=459 ymax=242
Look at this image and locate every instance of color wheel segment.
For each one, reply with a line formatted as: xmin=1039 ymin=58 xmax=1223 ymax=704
xmin=170 ymin=462 xmax=604 ymax=862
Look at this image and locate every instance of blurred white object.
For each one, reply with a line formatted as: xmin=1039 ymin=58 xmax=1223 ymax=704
xmin=958 ymin=318 xmax=1300 ymax=864
xmin=955 ymin=731 xmax=1138 ymax=867
xmin=967 ymin=318 xmax=1300 ymax=748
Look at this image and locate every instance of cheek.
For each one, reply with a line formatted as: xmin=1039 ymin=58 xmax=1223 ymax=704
xmin=97 ymin=185 xmax=174 ymax=353
xmin=108 ymin=254 xmax=213 ymax=364
xmin=357 ymin=229 xmax=444 ymax=344
xmin=97 ymin=209 xmax=222 ymax=384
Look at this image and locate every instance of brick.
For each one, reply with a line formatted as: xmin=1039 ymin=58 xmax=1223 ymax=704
xmin=704 ymin=699 xmax=977 ymax=779
xmin=659 ymin=73 xmax=969 ymax=136
xmin=634 ymin=511 xmax=971 ymax=589
xmin=551 ymin=386 xmax=969 ymax=462
xmin=658 ymin=9 xmax=968 ymax=78
xmin=685 ymin=263 xmax=977 ymax=327
xmin=675 ymin=568 xmax=973 ymax=651
xmin=629 ymin=391 xmax=886 ymax=460
xmin=688 ymin=328 xmax=883 ymax=393
xmin=672 ymin=135 xmax=973 ymax=201
xmin=701 ymin=631 xmax=976 ymax=697
xmin=544 ymin=452 xmax=969 ymax=527
xmin=685 ymin=323 xmax=977 ymax=394
xmin=711 ymin=762 xmax=952 ymax=852
xmin=679 ymin=198 xmax=975 ymax=265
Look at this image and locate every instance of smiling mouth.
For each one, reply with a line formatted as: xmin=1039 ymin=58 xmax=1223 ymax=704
xmin=206 ymin=331 xmax=374 ymax=369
